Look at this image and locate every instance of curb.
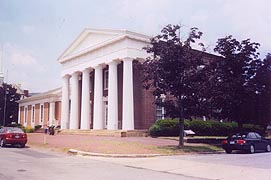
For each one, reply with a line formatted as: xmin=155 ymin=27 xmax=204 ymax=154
xmin=68 ymin=149 xmax=162 ymax=158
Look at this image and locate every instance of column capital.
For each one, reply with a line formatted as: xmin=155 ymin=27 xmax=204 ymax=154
xmin=122 ymin=57 xmax=134 ymax=62
xmin=82 ymin=68 xmax=92 ymax=74
xmin=71 ymin=71 xmax=81 ymax=76
xmin=93 ymin=63 xmax=106 ymax=69
xmin=108 ymin=59 xmax=121 ymax=65
xmin=62 ymin=74 xmax=71 ymax=79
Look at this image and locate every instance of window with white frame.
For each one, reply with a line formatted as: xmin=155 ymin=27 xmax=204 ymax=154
xmin=103 ymin=70 xmax=109 ymax=90
xmin=24 ymin=107 xmax=27 ymax=123
xmin=156 ymin=96 xmax=165 ymax=121
xmin=32 ymin=106 xmax=35 ymax=123
xmin=40 ymin=104 xmax=44 ymax=124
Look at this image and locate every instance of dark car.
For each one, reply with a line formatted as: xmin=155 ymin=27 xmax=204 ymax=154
xmin=0 ymin=127 xmax=27 ymax=148
xmin=222 ymin=132 xmax=271 ymax=154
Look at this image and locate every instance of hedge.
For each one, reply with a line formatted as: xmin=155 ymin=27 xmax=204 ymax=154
xmin=149 ymin=119 xmax=265 ymax=137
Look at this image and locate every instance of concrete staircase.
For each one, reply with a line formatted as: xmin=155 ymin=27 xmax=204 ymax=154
xmin=59 ymin=129 xmax=148 ymax=137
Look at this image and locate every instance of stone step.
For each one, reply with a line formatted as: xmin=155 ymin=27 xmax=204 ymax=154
xmin=59 ymin=129 xmax=148 ymax=137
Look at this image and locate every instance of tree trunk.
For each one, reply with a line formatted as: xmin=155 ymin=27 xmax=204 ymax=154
xmin=178 ymin=103 xmax=184 ymax=148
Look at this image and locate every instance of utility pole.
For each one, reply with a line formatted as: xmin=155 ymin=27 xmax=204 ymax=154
xmin=3 ymin=84 xmax=7 ymax=126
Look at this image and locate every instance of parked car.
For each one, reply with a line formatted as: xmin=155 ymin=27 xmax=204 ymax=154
xmin=222 ymin=132 xmax=271 ymax=154
xmin=0 ymin=127 xmax=27 ymax=148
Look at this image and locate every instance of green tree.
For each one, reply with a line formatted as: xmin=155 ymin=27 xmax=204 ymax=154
xmin=211 ymin=36 xmax=263 ymax=128
xmin=0 ymin=83 xmax=21 ymax=126
xmin=253 ymin=53 xmax=271 ymax=127
xmin=143 ymin=24 xmax=210 ymax=147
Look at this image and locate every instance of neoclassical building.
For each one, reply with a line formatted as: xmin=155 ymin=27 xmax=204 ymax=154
xmin=18 ymin=28 xmax=162 ymax=130
xmin=18 ymin=88 xmax=62 ymax=128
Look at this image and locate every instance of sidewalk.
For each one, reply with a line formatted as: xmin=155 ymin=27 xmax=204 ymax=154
xmin=88 ymin=156 xmax=270 ymax=180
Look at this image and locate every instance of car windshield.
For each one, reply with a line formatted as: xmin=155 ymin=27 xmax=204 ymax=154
xmin=6 ymin=128 xmax=24 ymax=133
xmin=231 ymin=133 xmax=248 ymax=139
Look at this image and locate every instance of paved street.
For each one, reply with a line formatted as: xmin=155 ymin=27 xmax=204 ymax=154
xmin=0 ymin=147 xmax=204 ymax=180
xmin=1 ymin=146 xmax=271 ymax=180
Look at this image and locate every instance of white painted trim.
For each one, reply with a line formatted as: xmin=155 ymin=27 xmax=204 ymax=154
xmin=19 ymin=97 xmax=60 ymax=107
xmin=58 ymin=28 xmax=151 ymax=62
xmin=24 ymin=106 xmax=28 ymax=127
xmin=59 ymin=34 xmax=150 ymax=63
xmin=31 ymin=105 xmax=35 ymax=127
xmin=39 ymin=103 xmax=44 ymax=126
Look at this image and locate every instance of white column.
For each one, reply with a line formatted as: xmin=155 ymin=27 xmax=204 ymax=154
xmin=49 ymin=102 xmax=55 ymax=126
xmin=61 ymin=75 xmax=70 ymax=129
xmin=18 ymin=106 xmax=21 ymax=124
xmin=80 ymin=68 xmax=91 ymax=130
xmin=122 ymin=58 xmax=134 ymax=130
xmin=93 ymin=65 xmax=103 ymax=129
xmin=107 ymin=61 xmax=118 ymax=130
xmin=70 ymin=72 xmax=80 ymax=129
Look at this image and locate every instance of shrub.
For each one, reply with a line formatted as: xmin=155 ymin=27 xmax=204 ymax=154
xmin=149 ymin=118 xmax=265 ymax=137
xmin=242 ymin=124 xmax=264 ymax=134
xmin=22 ymin=126 xmax=35 ymax=133
xmin=34 ymin=125 xmax=42 ymax=131
xmin=149 ymin=119 xmax=193 ymax=137
xmin=149 ymin=119 xmax=179 ymax=136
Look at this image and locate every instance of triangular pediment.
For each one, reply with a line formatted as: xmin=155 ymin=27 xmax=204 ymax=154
xmin=59 ymin=28 xmax=125 ymax=61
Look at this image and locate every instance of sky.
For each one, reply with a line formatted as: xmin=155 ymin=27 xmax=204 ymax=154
xmin=0 ymin=0 xmax=270 ymax=92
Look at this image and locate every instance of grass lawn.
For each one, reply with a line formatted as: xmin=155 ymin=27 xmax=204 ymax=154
xmin=152 ymin=143 xmax=223 ymax=155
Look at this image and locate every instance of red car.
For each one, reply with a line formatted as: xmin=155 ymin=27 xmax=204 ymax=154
xmin=0 ymin=127 xmax=27 ymax=148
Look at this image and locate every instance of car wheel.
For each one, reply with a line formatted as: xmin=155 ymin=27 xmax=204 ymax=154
xmin=225 ymin=149 xmax=232 ymax=154
xmin=0 ymin=139 xmax=5 ymax=147
xmin=249 ymin=144 xmax=255 ymax=154
xmin=266 ymin=144 xmax=271 ymax=152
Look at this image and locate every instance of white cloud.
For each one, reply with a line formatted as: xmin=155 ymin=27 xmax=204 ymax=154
xmin=1 ymin=43 xmax=52 ymax=92
xmin=5 ymin=44 xmax=46 ymax=72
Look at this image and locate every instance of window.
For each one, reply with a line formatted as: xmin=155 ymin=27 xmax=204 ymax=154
xmin=248 ymin=133 xmax=257 ymax=139
xmin=32 ymin=106 xmax=35 ymax=123
xmin=40 ymin=104 xmax=44 ymax=123
xmin=255 ymin=133 xmax=261 ymax=139
xmin=104 ymin=70 xmax=109 ymax=90
xmin=156 ymin=96 xmax=165 ymax=121
xmin=24 ymin=107 xmax=27 ymax=123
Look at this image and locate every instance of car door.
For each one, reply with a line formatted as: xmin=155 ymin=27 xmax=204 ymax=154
xmin=255 ymin=132 xmax=266 ymax=150
xmin=248 ymin=132 xmax=260 ymax=151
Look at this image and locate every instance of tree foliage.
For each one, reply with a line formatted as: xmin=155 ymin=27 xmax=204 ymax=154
xmin=210 ymin=36 xmax=264 ymax=127
xmin=143 ymin=24 xmax=210 ymax=146
xmin=0 ymin=83 xmax=21 ymax=126
xmin=253 ymin=53 xmax=271 ymax=127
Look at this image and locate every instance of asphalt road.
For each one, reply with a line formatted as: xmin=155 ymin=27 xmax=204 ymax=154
xmin=0 ymin=147 xmax=205 ymax=180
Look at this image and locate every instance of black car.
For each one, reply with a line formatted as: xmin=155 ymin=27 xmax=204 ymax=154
xmin=222 ymin=132 xmax=271 ymax=154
